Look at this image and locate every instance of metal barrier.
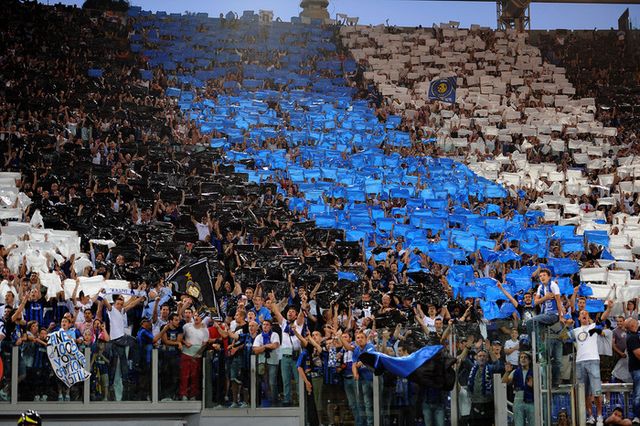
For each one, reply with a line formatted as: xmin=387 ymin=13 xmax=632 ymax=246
xmin=12 ymin=335 xmax=636 ymax=426
xmin=0 ymin=346 xmax=303 ymax=421
xmin=516 ymin=325 xmax=633 ymax=426
xmin=493 ymin=373 xmax=510 ymax=426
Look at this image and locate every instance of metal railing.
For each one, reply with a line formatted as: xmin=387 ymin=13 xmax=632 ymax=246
xmin=0 ymin=345 xmax=304 ymax=421
xmin=13 ymin=333 xmax=632 ymax=426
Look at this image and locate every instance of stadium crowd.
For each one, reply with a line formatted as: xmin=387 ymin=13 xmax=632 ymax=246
xmin=0 ymin=2 xmax=639 ymax=426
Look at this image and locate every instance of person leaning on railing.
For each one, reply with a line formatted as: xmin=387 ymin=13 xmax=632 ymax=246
xmin=154 ymin=312 xmax=182 ymax=401
xmin=464 ymin=348 xmax=495 ymax=426
xmin=270 ymin=294 xmax=304 ymax=407
xmin=252 ymin=319 xmax=280 ymax=407
xmin=177 ymin=312 xmax=209 ymax=401
xmin=502 ymin=352 xmax=534 ymax=426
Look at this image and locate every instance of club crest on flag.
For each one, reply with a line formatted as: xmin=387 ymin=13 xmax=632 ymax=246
xmin=185 ymin=272 xmax=202 ymax=299
xmin=166 ymin=258 xmax=222 ymax=320
xmin=428 ymin=77 xmax=457 ymax=104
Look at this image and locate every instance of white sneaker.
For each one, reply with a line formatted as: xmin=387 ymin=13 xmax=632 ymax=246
xmin=229 ymin=402 xmax=239 ymax=408
xmin=238 ymin=401 xmax=248 ymax=408
xmin=41 ymin=395 xmax=47 ymax=401
xmin=586 ymin=416 xmax=596 ymax=425
xmin=633 ymin=417 xmax=640 ymax=425
xmin=34 ymin=395 xmax=40 ymax=401
xmin=181 ymin=395 xmax=188 ymax=401
xmin=160 ymin=397 xmax=173 ymax=402
xmin=596 ymin=416 xmax=604 ymax=426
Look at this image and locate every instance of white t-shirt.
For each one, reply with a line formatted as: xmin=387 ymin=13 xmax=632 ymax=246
xmin=75 ymin=300 xmax=93 ymax=312
xmin=279 ymin=318 xmax=302 ymax=354
xmin=182 ymin=322 xmax=209 ymax=357
xmin=0 ymin=303 xmax=16 ymax=319
xmin=597 ymin=329 xmax=613 ymax=357
xmin=108 ymin=307 xmax=127 ymax=340
xmin=153 ymin=318 xmax=168 ymax=337
xmin=253 ymin=332 xmax=281 ymax=365
xmin=504 ymin=339 xmax=520 ymax=366
xmin=573 ymin=323 xmax=601 ymax=362
xmin=423 ymin=315 xmax=443 ymax=332
xmin=195 ymin=222 xmax=210 ymax=241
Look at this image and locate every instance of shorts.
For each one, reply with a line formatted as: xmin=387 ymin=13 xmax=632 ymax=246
xmin=229 ymin=356 xmax=246 ymax=384
xmin=576 ymin=360 xmax=602 ymax=396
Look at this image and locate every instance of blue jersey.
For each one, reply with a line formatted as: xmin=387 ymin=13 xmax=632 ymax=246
xmin=137 ymin=327 xmax=154 ymax=365
xmin=24 ymin=301 xmax=45 ymax=327
xmin=352 ymin=342 xmax=375 ymax=381
xmin=536 ymin=282 xmax=560 ymax=315
xmin=252 ymin=306 xmax=272 ymax=322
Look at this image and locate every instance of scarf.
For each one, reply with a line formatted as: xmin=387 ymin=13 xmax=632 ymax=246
xmin=327 ymin=346 xmax=337 ymax=368
xmin=468 ymin=363 xmax=492 ymax=396
xmin=104 ymin=288 xmax=146 ymax=297
xmin=284 ymin=321 xmax=295 ymax=336
xmin=261 ymin=331 xmax=271 ymax=345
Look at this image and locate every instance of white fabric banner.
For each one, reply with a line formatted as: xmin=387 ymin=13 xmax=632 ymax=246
xmin=47 ymin=330 xmax=91 ymax=388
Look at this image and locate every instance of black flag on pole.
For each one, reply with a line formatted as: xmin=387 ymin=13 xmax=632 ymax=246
xmin=166 ymin=258 xmax=221 ymax=319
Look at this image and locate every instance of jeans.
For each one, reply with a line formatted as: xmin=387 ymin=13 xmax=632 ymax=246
xmin=210 ymin=350 xmax=225 ymax=405
xmin=632 ymin=369 xmax=640 ymax=418
xmin=525 ymin=313 xmax=562 ymax=385
xmin=305 ymin=379 xmax=319 ymax=426
xmin=137 ymin=361 xmax=151 ymax=400
xmin=525 ymin=313 xmax=559 ymax=335
xmin=422 ymin=402 xmax=445 ymax=426
xmin=356 ymin=379 xmax=374 ymax=426
xmin=260 ymin=364 xmax=279 ymax=404
xmin=513 ymin=399 xmax=535 ymax=426
xmin=109 ymin=339 xmax=129 ymax=386
xmin=160 ymin=350 xmax=179 ymax=400
xmin=311 ymin=376 xmax=325 ymax=423
xmin=281 ymin=355 xmax=298 ymax=405
xmin=576 ymin=360 xmax=602 ymax=396
xmin=343 ymin=377 xmax=361 ymax=426
xmin=546 ymin=337 xmax=563 ymax=386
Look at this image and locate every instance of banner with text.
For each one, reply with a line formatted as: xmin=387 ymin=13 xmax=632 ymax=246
xmin=47 ymin=330 xmax=91 ymax=387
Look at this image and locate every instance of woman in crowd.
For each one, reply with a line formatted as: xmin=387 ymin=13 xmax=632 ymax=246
xmin=503 ymin=352 xmax=535 ymax=426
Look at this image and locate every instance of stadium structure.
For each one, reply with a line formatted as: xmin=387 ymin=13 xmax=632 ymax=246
xmin=0 ymin=0 xmax=639 ymax=425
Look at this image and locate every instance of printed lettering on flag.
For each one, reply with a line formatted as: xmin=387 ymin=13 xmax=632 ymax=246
xmin=47 ymin=330 xmax=91 ymax=388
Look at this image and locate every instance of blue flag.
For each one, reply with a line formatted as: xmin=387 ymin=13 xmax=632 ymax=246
xmin=601 ymin=249 xmax=615 ymax=260
xmin=358 ymin=345 xmax=455 ymax=389
xmin=585 ymin=299 xmax=605 ymax=313
xmin=427 ymin=77 xmax=457 ymax=104
xmin=338 ymin=271 xmax=358 ymax=282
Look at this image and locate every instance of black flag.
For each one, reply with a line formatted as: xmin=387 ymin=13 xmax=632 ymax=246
xmin=166 ymin=258 xmax=221 ymax=319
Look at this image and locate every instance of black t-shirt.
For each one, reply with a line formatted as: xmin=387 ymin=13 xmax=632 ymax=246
xmin=626 ymin=332 xmax=640 ymax=371
xmin=164 ymin=326 xmax=183 ymax=352
xmin=517 ymin=303 xmax=537 ymax=329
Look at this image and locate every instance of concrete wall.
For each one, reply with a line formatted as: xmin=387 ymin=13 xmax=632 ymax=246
xmin=0 ymin=413 xmax=301 ymax=426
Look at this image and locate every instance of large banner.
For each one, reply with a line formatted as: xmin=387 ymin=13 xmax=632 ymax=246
xmin=166 ymin=258 xmax=221 ymax=319
xmin=47 ymin=330 xmax=91 ymax=387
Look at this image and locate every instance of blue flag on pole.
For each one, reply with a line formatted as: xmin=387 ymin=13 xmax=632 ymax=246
xmin=427 ymin=77 xmax=457 ymax=104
